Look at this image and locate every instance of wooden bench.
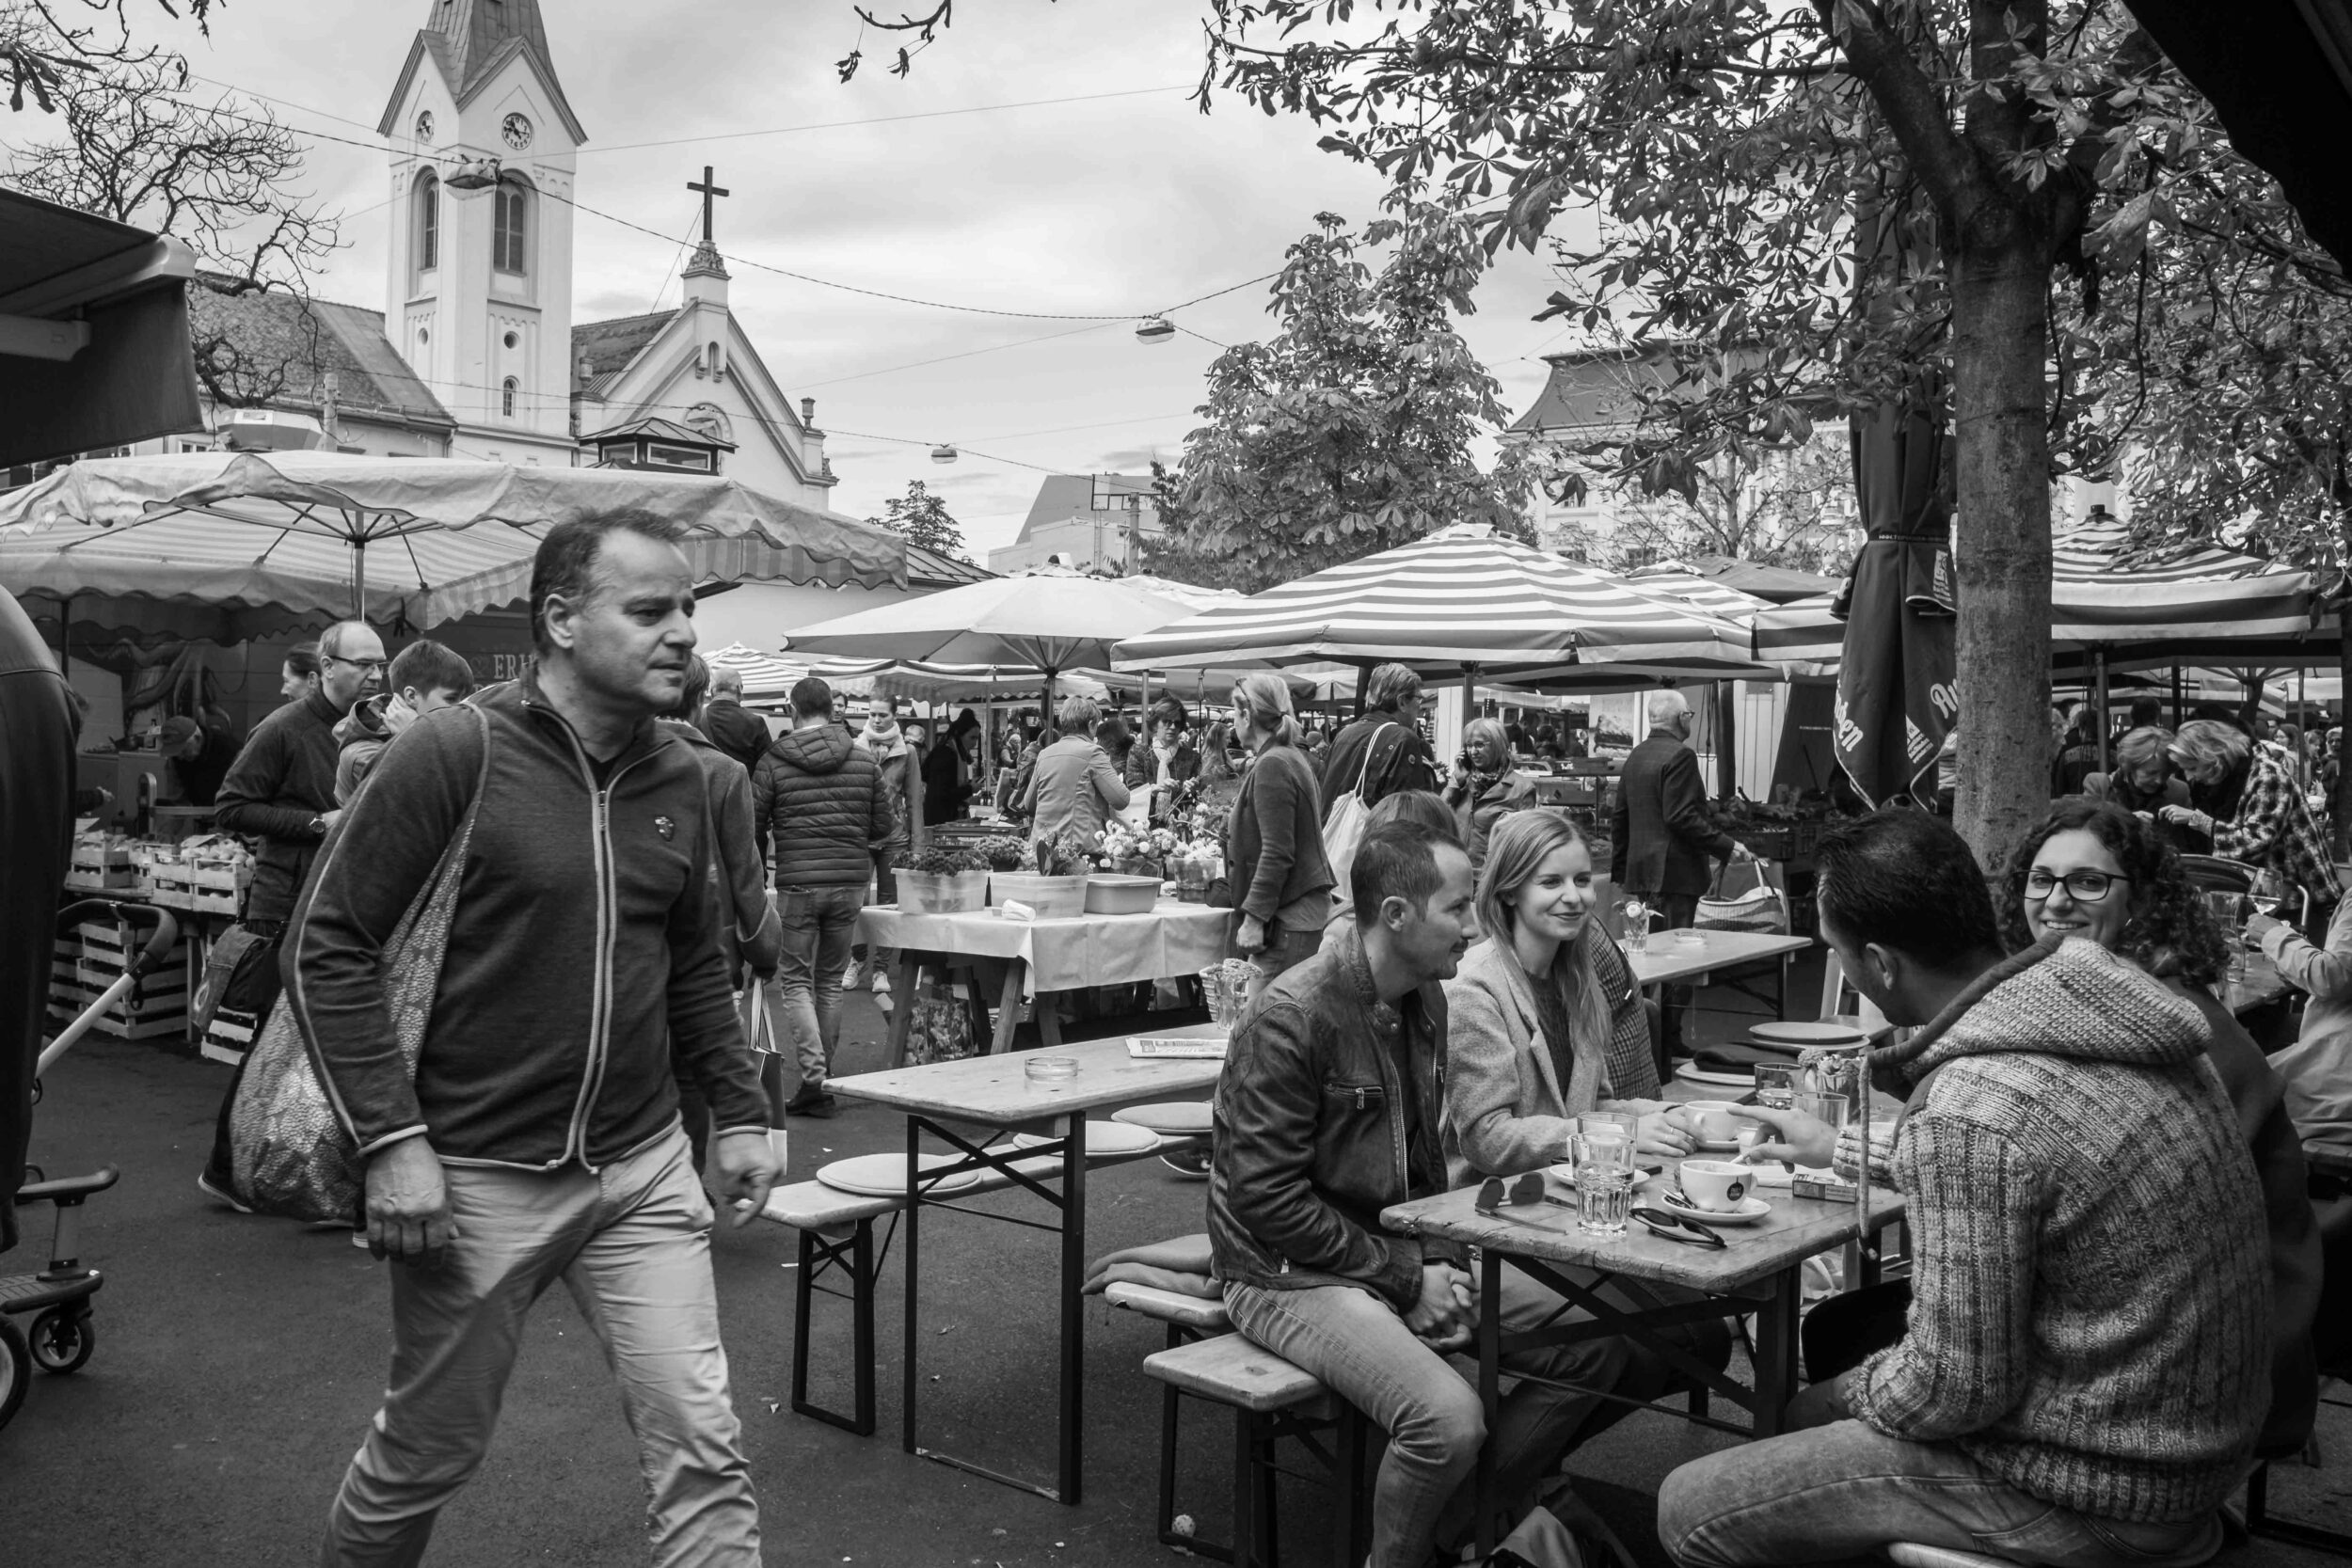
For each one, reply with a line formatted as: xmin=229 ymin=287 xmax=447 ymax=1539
xmin=759 ymin=1133 xmax=1208 ymax=1438
xmin=1137 ymin=1332 xmax=1368 ymax=1568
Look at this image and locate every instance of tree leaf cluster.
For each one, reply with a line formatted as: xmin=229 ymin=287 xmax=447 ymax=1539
xmin=867 ymin=478 xmax=972 ymax=563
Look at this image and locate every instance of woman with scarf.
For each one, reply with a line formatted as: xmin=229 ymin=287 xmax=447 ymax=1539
xmin=1223 ymin=672 xmax=1333 ymax=987
xmin=1442 ymin=716 xmax=1535 ymax=870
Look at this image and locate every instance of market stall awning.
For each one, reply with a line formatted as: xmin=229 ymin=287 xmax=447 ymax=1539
xmin=0 ymin=451 xmax=908 ymax=630
xmin=1113 ymin=524 xmax=1761 ymax=676
xmin=782 ymin=569 xmax=1195 ymax=673
xmin=1753 ymin=515 xmax=2319 ymax=675
xmin=702 ymin=641 xmax=808 ymax=701
xmin=0 ymin=188 xmax=204 ymax=469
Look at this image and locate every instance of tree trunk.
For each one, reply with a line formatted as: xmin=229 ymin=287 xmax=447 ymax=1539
xmin=1948 ymin=245 xmax=2055 ymax=872
xmin=2334 ymin=586 xmax=2352 ymax=858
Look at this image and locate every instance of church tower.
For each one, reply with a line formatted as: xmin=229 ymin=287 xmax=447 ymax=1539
xmin=378 ymin=0 xmax=586 ymax=464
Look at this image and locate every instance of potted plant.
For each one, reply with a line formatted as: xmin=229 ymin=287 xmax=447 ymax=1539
xmin=892 ymin=843 xmax=990 ymax=914
xmin=989 ymin=827 xmax=1093 ymax=918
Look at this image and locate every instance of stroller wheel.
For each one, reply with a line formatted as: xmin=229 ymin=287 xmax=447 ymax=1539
xmin=28 ymin=1307 xmax=94 ymax=1374
xmin=0 ymin=1317 xmax=27 ymax=1430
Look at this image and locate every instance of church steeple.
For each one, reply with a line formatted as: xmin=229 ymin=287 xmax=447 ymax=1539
xmin=377 ymin=0 xmax=586 ymax=145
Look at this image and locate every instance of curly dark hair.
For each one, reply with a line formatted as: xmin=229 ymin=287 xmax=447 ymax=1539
xmin=1997 ymin=799 xmax=2230 ymax=988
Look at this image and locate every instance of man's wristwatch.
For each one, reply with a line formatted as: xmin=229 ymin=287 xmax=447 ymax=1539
xmin=309 ymin=816 xmax=327 ymax=837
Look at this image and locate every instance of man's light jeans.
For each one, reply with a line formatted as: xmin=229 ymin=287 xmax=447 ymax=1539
xmin=321 ymin=1124 xmax=759 ymax=1567
xmin=771 ymin=883 xmax=865 ymax=1095
xmin=1658 ymin=1419 xmax=2224 ymax=1568
xmin=1224 ymin=1275 xmax=1630 ymax=1568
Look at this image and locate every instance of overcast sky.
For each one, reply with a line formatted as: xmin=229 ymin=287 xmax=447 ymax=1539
xmin=119 ymin=0 xmax=1587 ymax=559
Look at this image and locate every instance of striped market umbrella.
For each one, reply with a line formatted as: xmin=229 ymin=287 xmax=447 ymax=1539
xmin=1754 ymin=515 xmax=2320 ymax=676
xmin=0 ymin=451 xmax=907 ymax=632
xmin=1111 ymin=524 xmax=1759 ymax=677
xmin=703 ymin=641 xmax=807 ymax=701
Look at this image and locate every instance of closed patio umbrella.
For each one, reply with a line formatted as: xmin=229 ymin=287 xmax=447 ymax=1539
xmin=1833 ymin=396 xmax=1956 ymax=808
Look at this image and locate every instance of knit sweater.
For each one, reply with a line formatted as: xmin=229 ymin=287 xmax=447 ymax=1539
xmin=1851 ymin=937 xmax=2272 ymax=1523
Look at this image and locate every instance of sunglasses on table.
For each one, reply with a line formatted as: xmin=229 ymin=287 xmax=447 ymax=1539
xmin=1473 ymin=1173 xmax=1564 ymax=1214
xmin=1630 ymin=1208 xmax=1727 ymax=1249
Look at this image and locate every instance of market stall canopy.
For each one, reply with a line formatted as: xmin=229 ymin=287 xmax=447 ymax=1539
xmin=780 ymin=568 xmax=1195 ymax=674
xmin=1112 ymin=524 xmax=1761 ymax=677
xmin=1622 ymin=563 xmax=1776 ymax=619
xmin=1753 ymin=515 xmax=2321 ymax=676
xmin=1631 ymin=554 xmax=1836 ymax=606
xmin=0 ymin=189 xmax=204 ymax=469
xmin=702 ymin=641 xmax=807 ymax=701
xmin=0 ymin=451 xmax=908 ymax=630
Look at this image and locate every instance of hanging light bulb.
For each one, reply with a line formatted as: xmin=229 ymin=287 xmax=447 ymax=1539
xmin=930 ymin=443 xmax=958 ymax=465
xmin=1135 ymin=316 xmax=1175 ymax=346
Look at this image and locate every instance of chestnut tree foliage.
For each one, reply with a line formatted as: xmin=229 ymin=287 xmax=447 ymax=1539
xmin=1147 ymin=201 xmax=1534 ymax=594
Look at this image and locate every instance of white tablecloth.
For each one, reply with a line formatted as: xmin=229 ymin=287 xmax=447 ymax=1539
xmin=856 ymin=899 xmax=1229 ymax=997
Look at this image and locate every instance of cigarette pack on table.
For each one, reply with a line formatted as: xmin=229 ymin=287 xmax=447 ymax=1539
xmin=1126 ymin=1036 xmax=1228 ymax=1060
xmin=1793 ymin=1173 xmax=1858 ymax=1204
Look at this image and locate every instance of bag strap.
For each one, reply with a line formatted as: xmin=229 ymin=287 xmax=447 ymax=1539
xmin=1353 ymin=721 xmax=1397 ymax=796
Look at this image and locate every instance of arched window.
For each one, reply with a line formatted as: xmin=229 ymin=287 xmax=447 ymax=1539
xmin=501 ymin=376 xmax=517 ymax=418
xmin=413 ymin=171 xmax=439 ymax=274
xmin=493 ymin=176 xmax=530 ymax=275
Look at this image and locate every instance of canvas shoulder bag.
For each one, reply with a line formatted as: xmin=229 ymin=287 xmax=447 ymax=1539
xmin=1321 ymin=722 xmax=1397 ymax=896
xmin=227 ymin=704 xmax=493 ymax=1223
xmin=1694 ymin=854 xmax=1789 ymax=935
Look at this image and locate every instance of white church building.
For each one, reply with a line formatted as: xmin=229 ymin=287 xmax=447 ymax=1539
xmin=118 ymin=0 xmax=839 ymax=506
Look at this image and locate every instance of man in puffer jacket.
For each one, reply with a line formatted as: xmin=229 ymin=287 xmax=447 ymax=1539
xmin=1660 ymin=809 xmax=2272 ymax=1568
xmin=752 ymin=675 xmax=891 ymax=1116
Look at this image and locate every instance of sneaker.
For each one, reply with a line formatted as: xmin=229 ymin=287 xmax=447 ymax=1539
xmin=196 ymin=1170 xmax=253 ymax=1214
xmin=842 ymin=958 xmax=866 ymax=990
xmin=784 ymin=1088 xmax=836 ymax=1118
xmin=350 ymin=1229 xmax=372 ymax=1250
xmin=870 ymin=969 xmax=891 ymax=994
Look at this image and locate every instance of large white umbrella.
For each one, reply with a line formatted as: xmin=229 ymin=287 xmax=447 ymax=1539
xmin=0 ymin=450 xmax=907 ymax=632
xmin=781 ymin=568 xmax=1194 ymax=673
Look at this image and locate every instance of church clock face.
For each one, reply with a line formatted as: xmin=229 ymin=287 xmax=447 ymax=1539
xmin=415 ymin=111 xmax=434 ymax=141
xmin=501 ymin=113 xmax=533 ymax=150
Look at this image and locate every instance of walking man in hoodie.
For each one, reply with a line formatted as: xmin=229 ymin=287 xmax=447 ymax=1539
xmin=198 ymin=616 xmax=382 ymax=1210
xmin=291 ymin=510 xmax=780 ymax=1565
xmin=1658 ymin=809 xmax=2273 ymax=1568
xmin=699 ymin=664 xmax=771 ymax=776
xmin=753 ymin=674 xmax=892 ymax=1117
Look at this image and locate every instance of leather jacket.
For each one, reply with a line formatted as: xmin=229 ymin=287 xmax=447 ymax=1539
xmin=1208 ymin=924 xmax=1467 ymax=1310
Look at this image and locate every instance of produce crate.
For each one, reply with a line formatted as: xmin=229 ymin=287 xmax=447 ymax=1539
xmin=48 ymin=918 xmax=190 ymax=1043
xmin=201 ymin=1006 xmax=259 ymax=1067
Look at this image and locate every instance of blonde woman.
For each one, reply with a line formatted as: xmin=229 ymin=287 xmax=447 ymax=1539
xmin=1442 ymin=716 xmax=1535 ymax=869
xmin=1225 ymin=671 xmax=1335 ymax=985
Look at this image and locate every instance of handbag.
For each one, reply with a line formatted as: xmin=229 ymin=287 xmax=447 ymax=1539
xmin=227 ymin=705 xmax=491 ymax=1224
xmin=1321 ymin=722 xmax=1396 ymax=897
xmin=1694 ymin=854 xmax=1789 ymax=935
xmin=192 ymin=922 xmax=277 ymax=1032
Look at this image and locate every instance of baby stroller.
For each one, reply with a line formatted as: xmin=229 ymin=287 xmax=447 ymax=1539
xmin=0 ymin=899 xmax=179 ymax=1432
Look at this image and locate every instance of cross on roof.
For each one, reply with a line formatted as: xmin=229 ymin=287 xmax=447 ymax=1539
xmin=688 ymin=165 xmax=728 ymax=245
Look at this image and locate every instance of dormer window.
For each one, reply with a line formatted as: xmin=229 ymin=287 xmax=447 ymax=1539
xmin=494 ymin=176 xmax=531 ymax=275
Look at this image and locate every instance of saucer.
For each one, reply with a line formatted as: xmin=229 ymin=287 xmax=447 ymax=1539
xmin=1675 ymin=1063 xmax=1756 ymax=1088
xmin=1657 ymin=1193 xmax=1772 ymax=1226
xmin=1547 ymin=1164 xmax=1654 ymax=1190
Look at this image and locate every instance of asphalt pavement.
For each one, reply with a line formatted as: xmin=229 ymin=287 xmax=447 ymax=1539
xmin=3 ymin=986 xmax=2340 ymax=1568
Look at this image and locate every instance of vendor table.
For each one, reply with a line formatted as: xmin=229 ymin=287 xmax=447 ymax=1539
xmin=1627 ymin=928 xmax=1812 ymax=1033
xmin=824 ymin=1026 xmax=1226 ymax=1505
xmin=1382 ymin=1087 xmax=1903 ymax=1557
xmin=857 ymin=898 xmax=1228 ymax=1064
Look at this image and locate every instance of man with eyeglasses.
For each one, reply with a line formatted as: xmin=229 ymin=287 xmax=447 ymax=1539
xmin=199 ymin=618 xmax=383 ymax=1210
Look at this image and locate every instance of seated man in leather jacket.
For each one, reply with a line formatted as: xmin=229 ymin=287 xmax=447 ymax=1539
xmin=1211 ymin=820 xmax=1629 ymax=1568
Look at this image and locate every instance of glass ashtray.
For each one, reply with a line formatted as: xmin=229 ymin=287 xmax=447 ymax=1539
xmin=1025 ymin=1055 xmax=1081 ymax=1084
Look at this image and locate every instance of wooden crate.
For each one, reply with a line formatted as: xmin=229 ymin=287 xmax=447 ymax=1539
xmin=49 ymin=920 xmax=191 ymax=1043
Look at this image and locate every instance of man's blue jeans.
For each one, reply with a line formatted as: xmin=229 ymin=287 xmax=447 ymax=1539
xmin=771 ymin=883 xmax=866 ymax=1095
xmin=1658 ymin=1419 xmax=2224 ymax=1568
xmin=321 ymin=1125 xmax=759 ymax=1566
xmin=1225 ymin=1275 xmax=1630 ymax=1568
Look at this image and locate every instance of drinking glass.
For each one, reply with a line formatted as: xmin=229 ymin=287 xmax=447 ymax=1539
xmin=1576 ymin=1166 xmax=1634 ymax=1239
xmin=2205 ymin=889 xmax=2245 ymax=935
xmin=1793 ymin=1090 xmax=1851 ymax=1132
xmin=1619 ymin=898 xmax=1650 ymax=953
xmin=1753 ymin=1063 xmax=1799 ymax=1110
xmin=2249 ymin=869 xmax=2288 ymax=919
xmin=1734 ymin=1121 xmax=1771 ymax=1159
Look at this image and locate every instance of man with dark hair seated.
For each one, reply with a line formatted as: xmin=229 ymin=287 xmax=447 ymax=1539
xmin=1659 ymin=809 xmax=2273 ymax=1568
xmin=1213 ymin=820 xmax=1629 ymax=1568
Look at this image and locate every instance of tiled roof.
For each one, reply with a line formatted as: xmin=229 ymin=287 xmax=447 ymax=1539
xmin=378 ymin=0 xmax=588 ymax=144
xmin=186 ymin=280 xmax=453 ymax=432
xmin=1507 ymin=343 xmax=1779 ymax=436
xmin=580 ymin=413 xmax=734 ymax=450
xmin=906 ymin=543 xmax=993 ymax=589
xmin=570 ymin=309 xmax=675 ymax=401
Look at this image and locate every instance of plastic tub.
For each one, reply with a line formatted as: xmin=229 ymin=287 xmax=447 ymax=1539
xmin=989 ymin=873 xmax=1089 ymax=919
xmin=897 ymin=868 xmax=989 ymax=915
xmin=1083 ymin=874 xmax=1160 ymax=915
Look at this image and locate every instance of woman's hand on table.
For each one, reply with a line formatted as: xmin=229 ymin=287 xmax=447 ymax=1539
xmin=1634 ymin=1109 xmax=1697 ymax=1158
xmin=1731 ymin=1103 xmax=1837 ymax=1170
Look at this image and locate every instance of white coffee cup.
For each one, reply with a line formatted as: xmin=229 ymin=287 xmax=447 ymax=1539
xmin=1680 ymin=1101 xmax=1758 ymax=1145
xmin=1677 ymin=1158 xmax=1753 ymax=1212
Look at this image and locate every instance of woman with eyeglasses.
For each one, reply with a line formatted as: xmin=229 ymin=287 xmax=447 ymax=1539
xmin=1781 ymin=800 xmax=2324 ymax=1458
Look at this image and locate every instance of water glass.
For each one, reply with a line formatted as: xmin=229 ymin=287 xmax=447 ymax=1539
xmin=1576 ymin=1167 xmax=1634 ymax=1239
xmin=1619 ymin=898 xmax=1649 ymax=953
xmin=1753 ymin=1063 xmax=1799 ymax=1110
xmin=1793 ymin=1090 xmax=1851 ymax=1132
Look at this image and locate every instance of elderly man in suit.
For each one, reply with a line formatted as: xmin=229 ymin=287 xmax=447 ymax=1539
xmin=1610 ymin=689 xmax=1754 ymax=1057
